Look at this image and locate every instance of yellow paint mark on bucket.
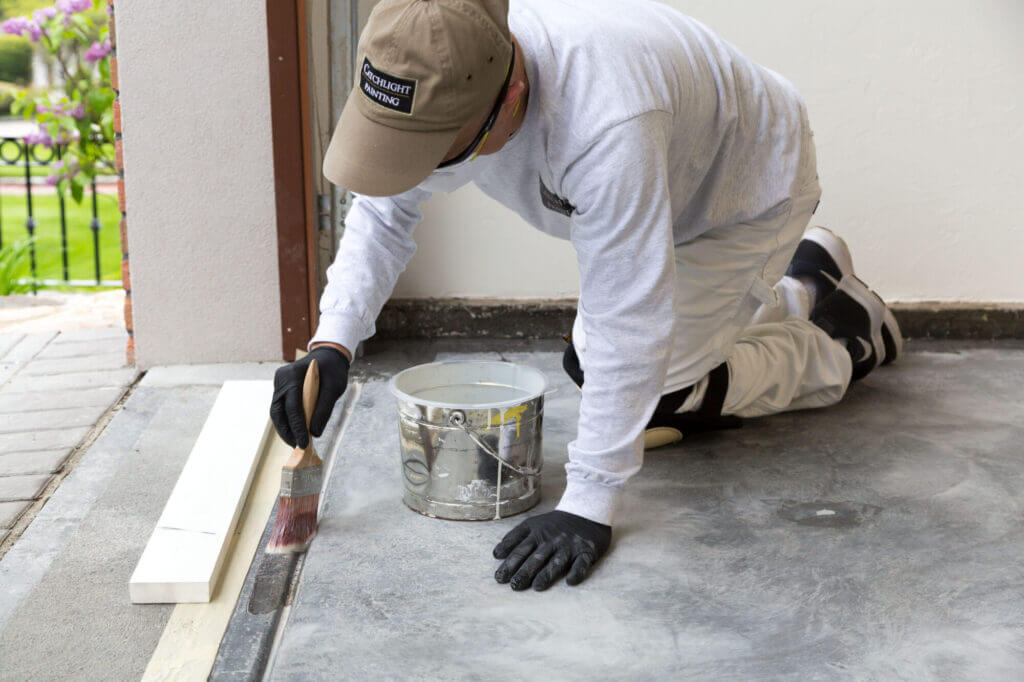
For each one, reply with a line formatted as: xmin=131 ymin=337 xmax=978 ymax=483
xmin=490 ymin=403 xmax=528 ymax=437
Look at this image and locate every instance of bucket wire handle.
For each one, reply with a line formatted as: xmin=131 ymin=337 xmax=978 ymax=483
xmin=447 ymin=410 xmax=541 ymax=478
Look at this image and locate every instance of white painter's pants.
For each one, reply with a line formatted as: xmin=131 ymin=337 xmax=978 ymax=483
xmin=572 ymin=129 xmax=852 ymax=420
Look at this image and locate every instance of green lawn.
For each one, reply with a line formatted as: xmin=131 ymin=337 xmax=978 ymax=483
xmin=2 ymin=190 xmax=122 ymax=286
xmin=0 ymin=164 xmax=53 ymax=178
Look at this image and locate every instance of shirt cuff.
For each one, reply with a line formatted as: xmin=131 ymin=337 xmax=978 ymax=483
xmin=555 ymin=476 xmax=622 ymax=526
xmin=307 ymin=310 xmax=368 ymax=354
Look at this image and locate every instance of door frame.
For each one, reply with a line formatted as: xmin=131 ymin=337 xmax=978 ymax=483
xmin=266 ymin=0 xmax=316 ymax=361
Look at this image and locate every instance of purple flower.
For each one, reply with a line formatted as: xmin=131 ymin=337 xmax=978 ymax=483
xmin=70 ymin=104 xmax=86 ymax=119
xmin=45 ymin=174 xmax=60 ymax=186
xmin=1 ymin=17 xmax=30 ymax=35
xmin=23 ymin=129 xmax=52 ymax=146
xmin=1 ymin=16 xmax=44 ymax=41
xmin=84 ymin=39 xmax=111 ymax=62
xmin=25 ymin=19 xmax=42 ymax=42
xmin=33 ymin=7 xmax=57 ymax=23
xmin=56 ymin=0 xmax=91 ymax=14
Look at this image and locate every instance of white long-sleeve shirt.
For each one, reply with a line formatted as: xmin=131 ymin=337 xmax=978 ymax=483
xmin=310 ymin=0 xmax=808 ymax=526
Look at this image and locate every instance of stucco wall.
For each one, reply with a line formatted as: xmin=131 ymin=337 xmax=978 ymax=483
xmin=391 ymin=0 xmax=1024 ymax=303
xmin=116 ymin=0 xmax=282 ymax=367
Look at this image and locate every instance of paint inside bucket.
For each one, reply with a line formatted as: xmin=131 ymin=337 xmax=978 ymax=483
xmin=411 ymin=383 xmax=533 ymax=404
xmin=390 ymin=362 xmax=547 ymax=409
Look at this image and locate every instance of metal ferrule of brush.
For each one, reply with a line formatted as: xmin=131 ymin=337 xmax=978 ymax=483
xmin=279 ymin=465 xmax=322 ymax=498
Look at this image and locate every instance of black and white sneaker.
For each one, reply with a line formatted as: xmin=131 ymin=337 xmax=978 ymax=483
xmin=787 ymin=225 xmax=854 ymax=298
xmin=788 ymin=226 xmax=902 ymax=365
xmin=810 ymin=274 xmax=899 ymax=381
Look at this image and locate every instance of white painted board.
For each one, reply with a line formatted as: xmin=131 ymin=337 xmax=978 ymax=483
xmin=130 ymin=380 xmax=274 ymax=603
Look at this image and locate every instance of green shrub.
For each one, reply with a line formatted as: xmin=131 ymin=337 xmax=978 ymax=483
xmin=0 ymin=35 xmax=30 ymax=85
xmin=0 ymin=236 xmax=37 ymax=295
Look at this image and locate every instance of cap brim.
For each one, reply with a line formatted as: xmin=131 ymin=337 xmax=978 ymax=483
xmin=322 ymin=89 xmax=460 ymax=197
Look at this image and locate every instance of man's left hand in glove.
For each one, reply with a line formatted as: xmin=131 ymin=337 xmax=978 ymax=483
xmin=493 ymin=510 xmax=611 ymax=591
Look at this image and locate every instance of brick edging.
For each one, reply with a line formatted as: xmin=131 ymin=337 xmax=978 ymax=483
xmin=108 ymin=0 xmax=133 ymax=366
xmin=375 ymin=298 xmax=1024 ymax=341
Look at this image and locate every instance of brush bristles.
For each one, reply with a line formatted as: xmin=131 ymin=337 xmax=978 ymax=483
xmin=267 ymin=494 xmax=319 ymax=553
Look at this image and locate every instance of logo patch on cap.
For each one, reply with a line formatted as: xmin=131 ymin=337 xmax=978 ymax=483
xmin=360 ymin=58 xmax=417 ymax=115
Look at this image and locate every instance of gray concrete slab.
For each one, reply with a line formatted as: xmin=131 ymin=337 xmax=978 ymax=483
xmin=0 ymin=449 xmax=72 ymax=476
xmin=0 ymin=333 xmax=23 ymax=360
xmin=0 ymin=362 xmax=17 ymax=385
xmin=35 ymin=338 xmax=125 ymax=359
xmin=139 ymin=362 xmax=280 ymax=387
xmin=19 ymin=351 xmax=128 ymax=376
xmin=0 ymin=385 xmax=169 ymax=632
xmin=2 ymin=367 xmax=139 ymax=393
xmin=0 ymin=405 xmax=110 ymax=434
xmin=268 ymin=344 xmax=1024 ymax=680
xmin=0 ymin=500 xmax=30 ymax=528
xmin=0 ymin=426 xmax=91 ymax=454
xmin=47 ymin=327 xmax=127 ymax=343
xmin=0 ymin=474 xmax=51 ymax=503
xmin=1 ymin=332 xmax=56 ymax=362
xmin=0 ymin=386 xmax=127 ymax=413
xmin=0 ymin=385 xmax=201 ymax=678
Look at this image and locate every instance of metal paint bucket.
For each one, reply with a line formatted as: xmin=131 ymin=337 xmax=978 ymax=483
xmin=389 ymin=361 xmax=546 ymax=521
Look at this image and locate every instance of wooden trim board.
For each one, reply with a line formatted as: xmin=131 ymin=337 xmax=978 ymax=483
xmin=130 ymin=381 xmax=275 ymax=603
xmin=141 ymin=430 xmax=294 ymax=679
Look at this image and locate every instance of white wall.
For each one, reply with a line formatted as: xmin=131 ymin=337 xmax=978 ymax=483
xmin=117 ymin=0 xmax=282 ymax=367
xmin=393 ymin=0 xmax=1024 ymax=303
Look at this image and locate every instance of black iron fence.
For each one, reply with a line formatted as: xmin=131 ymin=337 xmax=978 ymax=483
xmin=0 ymin=135 xmax=119 ymax=290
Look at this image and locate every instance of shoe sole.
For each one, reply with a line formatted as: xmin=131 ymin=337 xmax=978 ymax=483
xmin=645 ymin=427 xmax=683 ymax=449
xmin=836 ymin=274 xmax=886 ymax=367
xmin=853 ymin=279 xmax=902 ymax=365
xmin=880 ymin=299 xmax=903 ymax=365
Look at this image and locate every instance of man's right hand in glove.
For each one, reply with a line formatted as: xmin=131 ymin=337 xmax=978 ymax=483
xmin=270 ymin=343 xmax=351 ymax=449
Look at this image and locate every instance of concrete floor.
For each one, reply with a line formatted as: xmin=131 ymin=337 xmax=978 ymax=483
xmin=0 ymin=340 xmax=1022 ymax=680
xmin=0 ymin=362 xmax=282 ymax=680
xmin=269 ymin=341 xmax=1024 ymax=680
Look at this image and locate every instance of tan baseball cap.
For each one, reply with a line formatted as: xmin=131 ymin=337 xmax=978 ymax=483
xmin=322 ymin=0 xmax=513 ymax=197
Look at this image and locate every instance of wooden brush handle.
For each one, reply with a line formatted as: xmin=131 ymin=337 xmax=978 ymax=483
xmin=302 ymin=357 xmax=320 ymax=433
xmin=285 ymin=358 xmax=322 ymax=470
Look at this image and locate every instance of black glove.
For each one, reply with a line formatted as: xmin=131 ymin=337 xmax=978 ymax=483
xmin=270 ymin=345 xmax=350 ymax=449
xmin=493 ymin=510 xmax=611 ymax=591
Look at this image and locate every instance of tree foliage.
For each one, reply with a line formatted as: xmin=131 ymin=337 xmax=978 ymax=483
xmin=3 ymin=0 xmax=113 ymax=204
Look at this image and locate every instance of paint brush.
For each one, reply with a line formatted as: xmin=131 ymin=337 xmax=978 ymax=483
xmin=267 ymin=358 xmax=322 ymax=553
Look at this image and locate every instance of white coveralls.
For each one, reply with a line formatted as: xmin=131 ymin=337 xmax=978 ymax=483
xmin=570 ymin=136 xmax=851 ymax=420
xmin=310 ymin=0 xmax=852 ymax=525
